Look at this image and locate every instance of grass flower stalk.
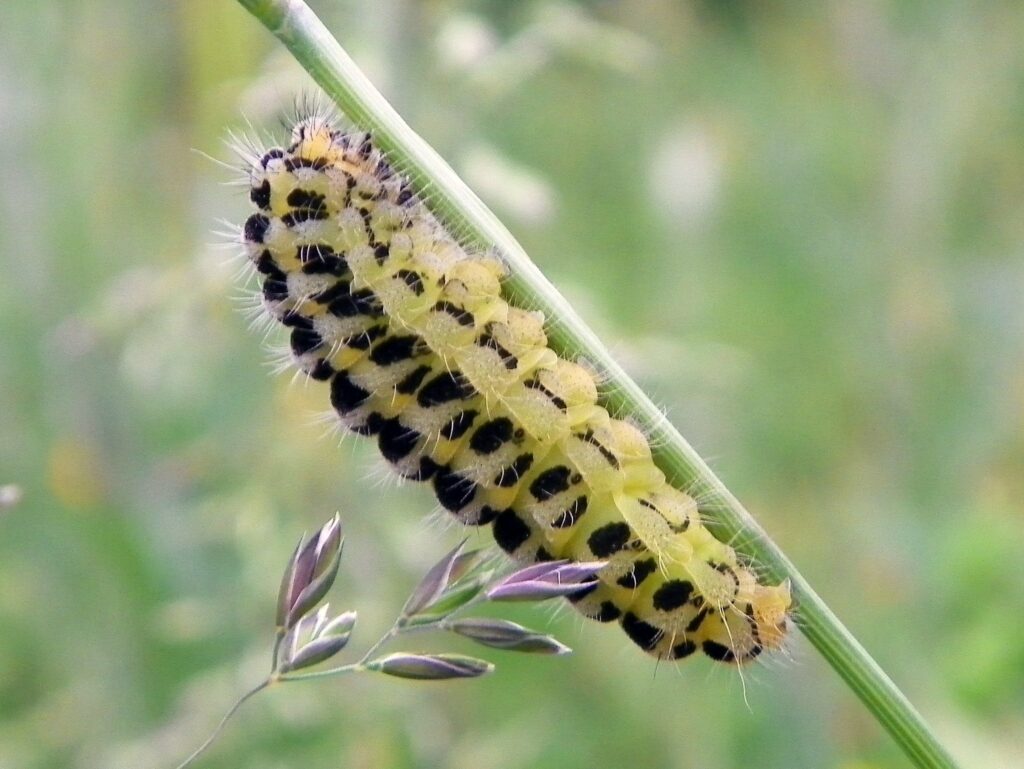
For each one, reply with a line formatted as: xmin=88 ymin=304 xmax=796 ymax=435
xmin=175 ymin=514 xmax=581 ymax=767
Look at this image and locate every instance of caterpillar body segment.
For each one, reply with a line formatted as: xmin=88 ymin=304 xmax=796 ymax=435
xmin=239 ymin=113 xmax=792 ymax=664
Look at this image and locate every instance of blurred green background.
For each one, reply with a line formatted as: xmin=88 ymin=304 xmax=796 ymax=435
xmin=1 ymin=1 xmax=1022 ymax=767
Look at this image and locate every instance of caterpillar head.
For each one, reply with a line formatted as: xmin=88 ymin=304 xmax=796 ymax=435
xmin=750 ymin=579 xmax=792 ymax=650
xmin=698 ymin=605 xmax=764 ymax=664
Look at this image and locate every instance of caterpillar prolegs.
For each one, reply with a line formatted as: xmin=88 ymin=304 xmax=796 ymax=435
xmin=236 ymin=110 xmax=792 ymax=664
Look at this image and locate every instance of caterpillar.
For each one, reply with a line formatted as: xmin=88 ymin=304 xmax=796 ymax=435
xmin=234 ymin=107 xmax=792 ymax=664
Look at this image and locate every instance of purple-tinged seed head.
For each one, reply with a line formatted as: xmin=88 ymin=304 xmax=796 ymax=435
xmin=280 ymin=609 xmax=357 ymax=673
xmin=277 ymin=513 xmax=345 ymax=629
xmin=369 ymin=652 xmax=493 ymax=680
xmin=448 ymin=618 xmax=571 ymax=655
xmin=402 ymin=539 xmax=473 ymax=618
xmin=485 ymin=560 xmax=605 ymax=602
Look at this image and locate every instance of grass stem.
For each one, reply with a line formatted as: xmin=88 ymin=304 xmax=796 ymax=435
xmin=175 ymin=679 xmax=271 ymax=769
xmin=233 ymin=2 xmax=959 ymax=767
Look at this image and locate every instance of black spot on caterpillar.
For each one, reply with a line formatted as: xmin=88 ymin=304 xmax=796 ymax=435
xmin=235 ymin=108 xmax=792 ymax=664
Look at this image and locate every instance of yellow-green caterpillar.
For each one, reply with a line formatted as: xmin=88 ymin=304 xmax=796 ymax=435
xmin=236 ymin=109 xmax=792 ymax=663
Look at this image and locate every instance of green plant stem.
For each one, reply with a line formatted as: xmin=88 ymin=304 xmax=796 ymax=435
xmin=270 ymin=628 xmax=285 ymax=672
xmin=233 ymin=2 xmax=959 ymax=767
xmin=175 ymin=679 xmax=272 ymax=769
xmin=278 ymin=664 xmax=362 ymax=682
xmin=356 ymin=625 xmax=399 ymax=665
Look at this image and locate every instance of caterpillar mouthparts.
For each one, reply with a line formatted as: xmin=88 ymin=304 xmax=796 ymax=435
xmin=235 ymin=108 xmax=792 ymax=664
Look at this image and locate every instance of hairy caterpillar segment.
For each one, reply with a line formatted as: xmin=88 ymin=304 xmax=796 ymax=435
xmin=240 ymin=114 xmax=792 ymax=663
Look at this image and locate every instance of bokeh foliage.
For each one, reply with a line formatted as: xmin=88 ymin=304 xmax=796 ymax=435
xmin=1 ymin=1 xmax=1022 ymax=767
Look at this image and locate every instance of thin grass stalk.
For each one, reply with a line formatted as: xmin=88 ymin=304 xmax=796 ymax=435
xmin=232 ymin=2 xmax=959 ymax=767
